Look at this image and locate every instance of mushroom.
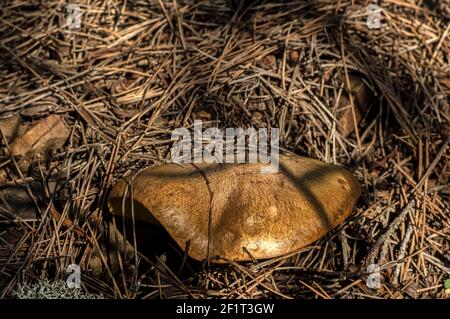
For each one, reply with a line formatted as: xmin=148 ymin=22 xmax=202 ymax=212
xmin=108 ymin=154 xmax=360 ymax=262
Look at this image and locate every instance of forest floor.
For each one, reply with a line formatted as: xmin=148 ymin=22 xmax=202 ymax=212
xmin=0 ymin=0 xmax=449 ymax=298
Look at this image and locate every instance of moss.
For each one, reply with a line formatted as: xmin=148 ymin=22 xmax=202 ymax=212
xmin=13 ymin=279 xmax=104 ymax=299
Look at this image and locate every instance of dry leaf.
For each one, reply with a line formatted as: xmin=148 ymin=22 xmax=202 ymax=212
xmin=0 ymin=115 xmax=27 ymax=143
xmin=0 ymin=182 xmax=55 ymax=221
xmin=8 ymin=114 xmax=70 ymax=159
xmin=335 ymin=75 xmax=374 ymax=137
xmin=88 ymin=222 xmax=135 ymax=276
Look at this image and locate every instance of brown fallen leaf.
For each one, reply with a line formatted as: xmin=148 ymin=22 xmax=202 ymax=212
xmin=88 ymin=222 xmax=135 ymax=276
xmin=335 ymin=74 xmax=374 ymax=137
xmin=0 ymin=170 xmax=7 ymax=183
xmin=0 ymin=181 xmax=55 ymax=221
xmin=0 ymin=114 xmax=27 ymax=143
xmin=109 ymin=154 xmax=361 ymax=262
xmin=7 ymin=114 xmax=70 ymax=168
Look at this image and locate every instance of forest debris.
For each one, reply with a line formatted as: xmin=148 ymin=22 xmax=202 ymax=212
xmin=289 ymin=50 xmax=300 ymax=65
xmin=0 ymin=115 xmax=27 ymax=143
xmin=108 ymin=154 xmax=360 ymax=262
xmin=8 ymin=114 xmax=70 ymax=160
xmin=0 ymin=182 xmax=55 ymax=221
xmin=88 ymin=222 xmax=135 ymax=276
xmin=335 ymin=75 xmax=374 ymax=137
xmin=193 ymin=111 xmax=212 ymax=121
xmin=257 ymin=54 xmax=276 ymax=69
xmin=49 ymin=204 xmax=85 ymax=237
xmin=367 ymin=199 xmax=416 ymax=266
xmin=20 ymin=100 xmax=58 ymax=118
xmin=0 ymin=0 xmax=447 ymax=299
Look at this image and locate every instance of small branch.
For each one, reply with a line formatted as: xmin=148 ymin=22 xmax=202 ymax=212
xmin=367 ymin=199 xmax=415 ymax=266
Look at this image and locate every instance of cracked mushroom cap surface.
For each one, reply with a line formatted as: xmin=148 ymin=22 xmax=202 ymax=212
xmin=108 ymin=154 xmax=361 ymax=262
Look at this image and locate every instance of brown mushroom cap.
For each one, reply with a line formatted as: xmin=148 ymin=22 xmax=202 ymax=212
xmin=108 ymin=154 xmax=360 ymax=262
